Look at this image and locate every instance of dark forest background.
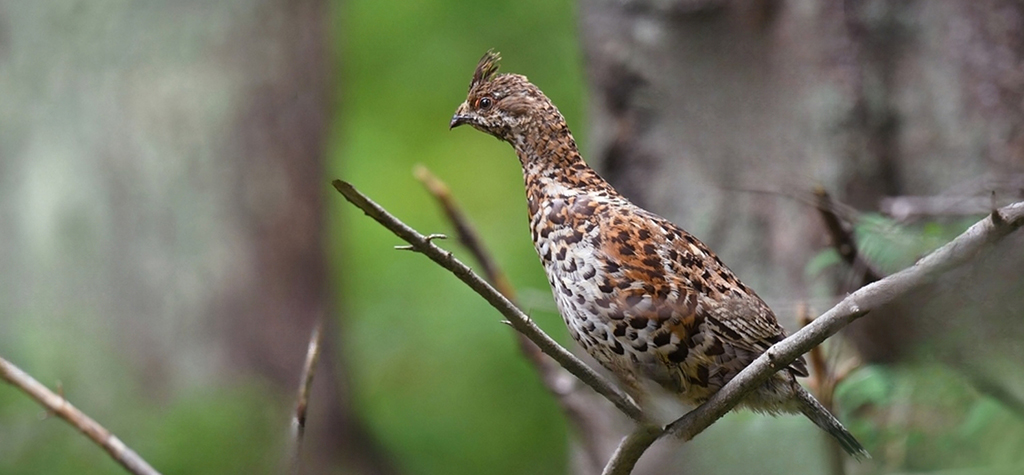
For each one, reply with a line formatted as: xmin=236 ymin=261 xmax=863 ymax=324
xmin=1 ymin=1 xmax=1022 ymax=474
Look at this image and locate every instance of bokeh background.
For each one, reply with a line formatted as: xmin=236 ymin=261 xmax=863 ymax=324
xmin=2 ymin=1 xmax=1023 ymax=475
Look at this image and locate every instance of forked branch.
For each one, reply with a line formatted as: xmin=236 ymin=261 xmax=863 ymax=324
xmin=333 ymin=178 xmax=1024 ymax=474
xmin=333 ymin=179 xmax=644 ymax=422
xmin=414 ymin=166 xmax=614 ymax=471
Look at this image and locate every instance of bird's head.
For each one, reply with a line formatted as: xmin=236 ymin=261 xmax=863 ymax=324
xmin=450 ymin=50 xmax=556 ymax=144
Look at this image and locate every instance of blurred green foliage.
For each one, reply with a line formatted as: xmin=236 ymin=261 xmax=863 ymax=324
xmin=805 ymin=212 xmax=978 ymax=282
xmin=853 ymin=214 xmax=979 ymax=274
xmin=329 ymin=0 xmax=585 ymax=474
xmin=837 ymin=364 xmax=1024 ymax=472
xmin=803 ymin=213 xmax=1024 ymax=473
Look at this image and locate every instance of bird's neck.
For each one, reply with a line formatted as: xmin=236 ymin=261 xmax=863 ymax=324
xmin=513 ymin=119 xmax=614 ymax=203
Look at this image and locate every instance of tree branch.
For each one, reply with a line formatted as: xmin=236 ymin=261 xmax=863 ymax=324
xmin=332 ymin=179 xmax=644 ymax=422
xmin=414 ymin=166 xmax=614 ymax=470
xmin=0 ymin=356 xmax=161 ymax=475
xmin=334 ymin=177 xmax=1023 ymax=474
xmin=823 ymin=191 xmax=1024 ymax=418
xmin=666 ymin=201 xmax=1024 ymax=440
xmin=288 ymin=317 xmax=325 ymax=475
xmin=598 ymin=201 xmax=1024 ymax=473
xmin=814 ymin=188 xmax=883 ymax=286
xmin=414 ymin=166 xmax=513 ymax=294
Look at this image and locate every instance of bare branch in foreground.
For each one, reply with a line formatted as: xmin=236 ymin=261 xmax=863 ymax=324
xmin=0 ymin=356 xmax=161 ymax=475
xmin=414 ymin=165 xmax=615 ymax=471
xmin=821 ymin=192 xmax=1024 ymax=418
xmin=335 ymin=178 xmax=1024 ymax=473
xmin=289 ymin=317 xmax=325 ymax=475
xmin=664 ymin=201 xmax=1024 ymax=435
xmin=332 ymin=179 xmax=644 ymax=422
xmin=601 ymin=201 xmax=1024 ymax=473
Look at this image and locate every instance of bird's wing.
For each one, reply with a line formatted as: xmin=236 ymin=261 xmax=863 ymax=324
xmin=601 ymin=209 xmax=808 ymax=379
xmin=699 ymin=294 xmax=809 ymax=377
xmin=686 ymin=240 xmax=810 ymax=378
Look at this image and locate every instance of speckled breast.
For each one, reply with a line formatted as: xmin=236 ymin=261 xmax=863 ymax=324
xmin=526 ymin=192 xmax=742 ymax=403
xmin=528 ymin=193 xmax=660 ymax=383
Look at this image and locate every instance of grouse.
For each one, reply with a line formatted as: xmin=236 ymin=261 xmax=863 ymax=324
xmin=450 ymin=50 xmax=868 ymax=459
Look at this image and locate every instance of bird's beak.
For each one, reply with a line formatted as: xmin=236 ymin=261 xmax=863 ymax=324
xmin=450 ymin=102 xmax=471 ymax=130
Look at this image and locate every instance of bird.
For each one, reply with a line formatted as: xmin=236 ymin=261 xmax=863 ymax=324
xmin=449 ymin=50 xmax=869 ymax=459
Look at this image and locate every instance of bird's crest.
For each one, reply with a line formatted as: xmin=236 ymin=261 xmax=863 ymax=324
xmin=469 ymin=50 xmax=501 ymax=92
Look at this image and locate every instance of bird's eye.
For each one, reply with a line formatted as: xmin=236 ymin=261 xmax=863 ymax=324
xmin=478 ymin=97 xmax=493 ymax=110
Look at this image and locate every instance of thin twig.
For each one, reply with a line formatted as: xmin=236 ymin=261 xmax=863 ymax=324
xmin=821 ymin=190 xmax=1024 ymax=418
xmin=414 ymin=166 xmax=513 ymax=293
xmin=665 ymin=201 xmax=1024 ymax=441
xmin=0 ymin=356 xmax=161 ymax=475
xmin=289 ymin=317 xmax=325 ymax=475
xmin=414 ymin=165 xmax=612 ymax=470
xmin=798 ymin=303 xmax=847 ymax=475
xmin=332 ymin=179 xmax=644 ymax=422
xmin=814 ymin=188 xmax=883 ymax=286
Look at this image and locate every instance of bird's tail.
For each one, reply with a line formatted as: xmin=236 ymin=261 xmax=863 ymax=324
xmin=794 ymin=386 xmax=870 ymax=460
